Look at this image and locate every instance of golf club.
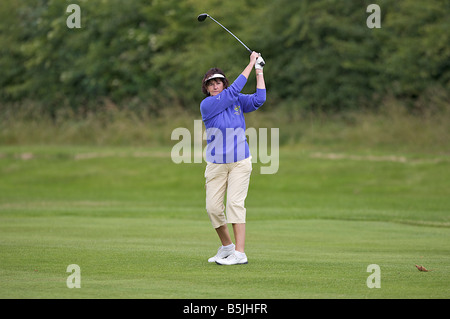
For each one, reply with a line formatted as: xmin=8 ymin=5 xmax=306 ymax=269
xmin=197 ymin=13 xmax=265 ymax=67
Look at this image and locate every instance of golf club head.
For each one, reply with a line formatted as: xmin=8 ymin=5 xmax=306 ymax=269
xmin=197 ymin=13 xmax=208 ymax=22
xmin=197 ymin=12 xmax=254 ymax=55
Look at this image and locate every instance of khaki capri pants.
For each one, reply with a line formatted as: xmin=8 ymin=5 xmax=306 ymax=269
xmin=204 ymin=157 xmax=252 ymax=228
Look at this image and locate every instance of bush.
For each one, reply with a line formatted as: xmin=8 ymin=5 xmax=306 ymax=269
xmin=0 ymin=0 xmax=448 ymax=114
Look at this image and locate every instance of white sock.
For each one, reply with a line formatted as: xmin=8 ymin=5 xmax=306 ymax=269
xmin=235 ymin=250 xmax=246 ymax=258
xmin=223 ymin=243 xmax=235 ymax=249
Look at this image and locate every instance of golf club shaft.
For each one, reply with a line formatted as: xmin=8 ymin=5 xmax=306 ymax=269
xmin=207 ymin=15 xmax=252 ymax=54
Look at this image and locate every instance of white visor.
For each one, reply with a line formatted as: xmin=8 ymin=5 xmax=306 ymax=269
xmin=204 ymin=73 xmax=225 ymax=83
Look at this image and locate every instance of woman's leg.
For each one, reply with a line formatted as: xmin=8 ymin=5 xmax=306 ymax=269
xmin=205 ymin=162 xmax=228 ymax=230
xmin=232 ymin=223 xmax=246 ymax=253
xmin=215 ymin=224 xmax=233 ymax=246
xmin=226 ymin=157 xmax=252 ymax=253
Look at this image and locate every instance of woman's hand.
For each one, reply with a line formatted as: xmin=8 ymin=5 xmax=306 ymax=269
xmin=250 ymin=51 xmax=259 ymax=66
xmin=242 ymin=51 xmax=262 ymax=79
xmin=255 ymin=54 xmax=265 ymax=70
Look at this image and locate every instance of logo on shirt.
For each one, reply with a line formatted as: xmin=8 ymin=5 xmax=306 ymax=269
xmin=234 ymin=105 xmax=241 ymax=115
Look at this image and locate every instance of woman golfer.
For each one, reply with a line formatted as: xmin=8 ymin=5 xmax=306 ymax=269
xmin=200 ymin=51 xmax=266 ymax=265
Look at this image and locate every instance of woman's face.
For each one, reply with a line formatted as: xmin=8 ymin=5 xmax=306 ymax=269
xmin=207 ymin=79 xmax=224 ymax=96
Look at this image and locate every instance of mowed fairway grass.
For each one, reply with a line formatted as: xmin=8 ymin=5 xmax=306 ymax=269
xmin=0 ymin=145 xmax=449 ymax=298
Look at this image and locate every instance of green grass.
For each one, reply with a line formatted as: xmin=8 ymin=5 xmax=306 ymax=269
xmin=0 ymin=145 xmax=449 ymax=298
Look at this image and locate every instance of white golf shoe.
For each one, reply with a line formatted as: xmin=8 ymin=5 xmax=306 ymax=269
xmin=215 ymin=251 xmax=248 ymax=265
xmin=208 ymin=244 xmax=235 ymax=263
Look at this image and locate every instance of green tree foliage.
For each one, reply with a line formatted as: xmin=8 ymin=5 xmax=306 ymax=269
xmin=0 ymin=0 xmax=448 ymax=114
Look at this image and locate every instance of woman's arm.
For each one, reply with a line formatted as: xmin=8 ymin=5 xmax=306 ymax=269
xmin=255 ymin=53 xmax=266 ymax=89
xmin=256 ymin=69 xmax=265 ymax=90
xmin=241 ymin=51 xmax=259 ymax=79
xmin=240 ymin=53 xmax=266 ymax=113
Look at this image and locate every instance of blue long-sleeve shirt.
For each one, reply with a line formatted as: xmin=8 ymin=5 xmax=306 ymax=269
xmin=200 ymin=74 xmax=266 ymax=163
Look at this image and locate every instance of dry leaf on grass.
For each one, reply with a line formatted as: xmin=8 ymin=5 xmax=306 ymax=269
xmin=415 ymin=264 xmax=430 ymax=272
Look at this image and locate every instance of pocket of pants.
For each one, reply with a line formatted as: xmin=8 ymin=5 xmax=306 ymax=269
xmin=234 ymin=157 xmax=252 ymax=174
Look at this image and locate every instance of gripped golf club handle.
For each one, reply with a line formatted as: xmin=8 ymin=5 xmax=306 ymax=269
xmin=257 ymin=54 xmax=265 ymax=67
xmin=249 ymin=51 xmax=266 ymax=68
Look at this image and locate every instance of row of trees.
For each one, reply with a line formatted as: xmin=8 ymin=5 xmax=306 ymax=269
xmin=1 ymin=0 xmax=449 ymax=115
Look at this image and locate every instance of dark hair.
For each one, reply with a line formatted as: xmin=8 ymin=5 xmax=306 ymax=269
xmin=201 ymin=68 xmax=229 ymax=96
